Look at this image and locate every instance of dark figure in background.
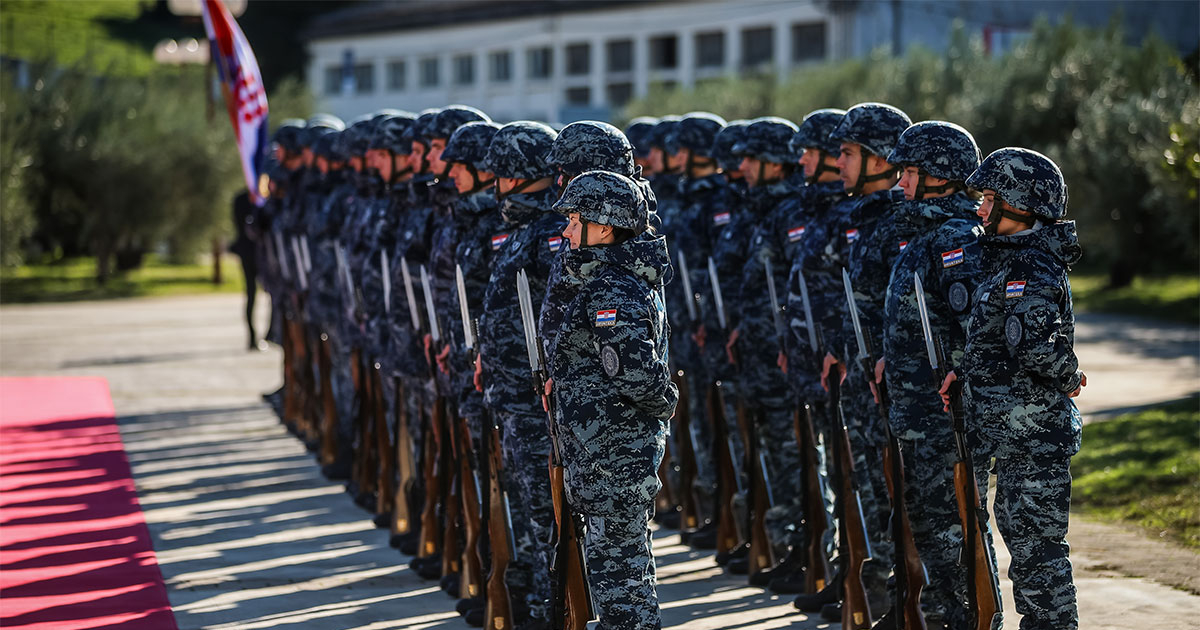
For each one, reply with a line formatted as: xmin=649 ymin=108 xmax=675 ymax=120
xmin=232 ymin=189 xmax=263 ymax=350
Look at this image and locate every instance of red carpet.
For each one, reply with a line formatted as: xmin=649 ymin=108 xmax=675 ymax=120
xmin=0 ymin=377 xmax=177 ymax=630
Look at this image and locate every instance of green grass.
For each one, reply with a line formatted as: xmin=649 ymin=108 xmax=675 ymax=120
xmin=0 ymin=255 xmax=244 ymax=304
xmin=1072 ymin=396 xmax=1200 ymax=549
xmin=1071 ymin=273 xmax=1199 ymax=325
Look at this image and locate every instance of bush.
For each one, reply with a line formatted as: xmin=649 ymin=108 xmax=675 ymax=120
xmin=623 ymin=19 xmax=1200 ymax=285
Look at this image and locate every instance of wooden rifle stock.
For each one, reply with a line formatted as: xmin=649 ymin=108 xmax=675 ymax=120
xmin=550 ymin=461 xmax=592 ymax=630
xmin=392 ymin=377 xmax=418 ymax=536
xmin=416 ymin=394 xmax=445 ymax=559
xmin=317 ymin=334 xmax=338 ymax=467
xmin=373 ymin=366 xmax=396 ymax=518
xmin=349 ymin=349 xmax=370 ymax=498
xmin=708 ymin=383 xmax=741 ymax=556
xmin=456 ymin=413 xmax=484 ymax=600
xmin=746 ymin=409 xmax=776 ymax=575
xmin=484 ymin=416 xmax=514 ymax=630
xmin=675 ymin=371 xmax=703 ymax=532
xmin=830 ymin=376 xmax=872 ymax=629
xmin=359 ymin=358 xmax=379 ymax=501
xmin=794 ymin=404 xmax=832 ymax=594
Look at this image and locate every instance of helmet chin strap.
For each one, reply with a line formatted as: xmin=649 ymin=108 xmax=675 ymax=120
xmin=847 ymin=151 xmax=896 ymax=195
xmin=495 ymin=177 xmax=538 ymax=201
xmin=984 ymin=197 xmax=1037 ymax=235
xmin=805 ymin=150 xmax=840 ymax=185
xmin=914 ymin=170 xmax=958 ymax=199
xmin=391 ymin=153 xmax=412 ymax=184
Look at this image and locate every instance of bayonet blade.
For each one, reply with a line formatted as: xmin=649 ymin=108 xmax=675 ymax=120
xmin=290 ymin=236 xmax=308 ymax=290
xmin=765 ymin=257 xmax=786 ymax=345
xmin=914 ymin=272 xmax=939 ymax=371
xmin=419 ymin=265 xmax=440 ymax=344
xmin=515 ymin=269 xmax=541 ymax=372
xmin=456 ymin=264 xmax=474 ymax=351
xmin=381 ymin=250 xmax=391 ymax=314
xmin=299 ymin=236 xmax=313 ymax=272
xmin=797 ymin=269 xmax=818 ymax=353
xmin=273 ymin=231 xmax=290 ymax=280
xmin=677 ymin=251 xmax=697 ymax=322
xmin=842 ymin=268 xmax=867 ymax=361
xmin=707 ymin=256 xmax=727 ymax=330
xmin=400 ymin=257 xmax=421 ymax=331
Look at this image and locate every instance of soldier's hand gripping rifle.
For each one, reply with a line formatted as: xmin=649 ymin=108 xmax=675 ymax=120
xmin=422 ymin=264 xmax=461 ymax=580
xmin=914 ymin=273 xmax=1000 ymax=630
xmin=790 ymin=269 xmax=834 ymax=594
xmin=454 ymin=264 xmax=486 ymax=602
xmin=673 ymin=251 xmax=704 ymax=534
xmin=845 ymin=270 xmax=926 ymax=629
xmin=516 ymin=269 xmax=594 ymax=630
xmin=836 ymin=269 xmax=875 ymax=630
xmin=705 ymin=255 xmax=745 ymax=558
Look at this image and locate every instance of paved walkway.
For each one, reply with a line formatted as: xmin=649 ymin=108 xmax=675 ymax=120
xmin=1 ymin=294 xmax=1197 ymax=629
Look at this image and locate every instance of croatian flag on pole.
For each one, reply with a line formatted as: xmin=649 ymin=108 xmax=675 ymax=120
xmin=201 ymin=0 xmax=269 ymax=205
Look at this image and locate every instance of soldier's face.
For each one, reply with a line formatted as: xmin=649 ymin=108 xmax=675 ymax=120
xmin=979 ymin=191 xmax=1034 ymax=236
xmin=410 ymin=142 xmax=428 ymax=173
xmin=836 ymin=142 xmax=860 ymax=188
xmin=428 ymin=138 xmax=448 ymax=175
xmin=563 ymin=212 xmax=612 ymax=249
xmin=899 ymin=167 xmax=921 ymax=199
xmin=316 ymin=156 xmax=329 ymax=174
xmin=669 ymin=149 xmax=689 ymax=172
xmin=647 ymin=147 xmax=666 ymax=175
xmin=302 ymin=148 xmax=315 ymax=168
xmin=634 ymin=155 xmax=652 ymax=172
xmin=740 ymin=156 xmax=761 ymax=186
xmin=448 ymin=162 xmax=484 ymax=195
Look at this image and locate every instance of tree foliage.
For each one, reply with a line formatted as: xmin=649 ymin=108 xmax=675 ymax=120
xmin=624 ymin=19 xmax=1200 ymax=284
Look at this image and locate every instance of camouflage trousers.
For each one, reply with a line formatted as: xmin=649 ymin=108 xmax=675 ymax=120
xmin=327 ymin=332 xmax=357 ymax=446
xmin=495 ymin=406 xmax=554 ymax=628
xmin=753 ymin=404 xmax=803 ymax=552
xmin=988 ymin=451 xmax=1076 ymax=630
xmin=898 ymin=425 xmax=997 ymax=630
xmin=584 ymin=504 xmax=660 ymax=630
xmin=681 ymin=366 xmax=716 ymax=515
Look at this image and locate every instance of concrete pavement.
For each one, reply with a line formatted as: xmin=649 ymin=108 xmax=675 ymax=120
xmin=1 ymin=293 xmax=1197 ymax=629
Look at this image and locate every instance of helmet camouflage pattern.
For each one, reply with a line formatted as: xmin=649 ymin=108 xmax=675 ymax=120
xmin=829 ymin=102 xmax=912 ymax=157
xmin=646 ymin=115 xmax=681 ymax=152
xmin=624 ymin=116 xmax=659 ymax=158
xmin=272 ymin=118 xmax=306 ymax=154
xmin=482 ymin=121 xmax=558 ymax=180
xmin=789 ymin=108 xmax=846 ymax=157
xmin=967 ymin=147 xmax=1068 ymax=219
xmin=552 ymin=170 xmax=649 ymax=232
xmin=401 ymin=108 xmax=441 ymax=151
xmin=549 ymin=121 xmax=636 ymax=177
xmin=441 ymin=121 xmax=502 ymax=171
xmin=888 ymin=121 xmax=982 ymax=182
xmin=429 ymin=104 xmax=490 ymax=140
xmin=668 ymin=112 xmax=727 ymax=157
xmin=711 ymin=119 xmax=750 ymax=171
xmin=368 ymin=112 xmax=417 ymax=154
xmin=732 ymin=116 xmax=799 ymax=164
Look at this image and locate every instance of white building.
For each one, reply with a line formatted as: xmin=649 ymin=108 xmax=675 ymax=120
xmin=302 ymin=0 xmax=843 ymax=123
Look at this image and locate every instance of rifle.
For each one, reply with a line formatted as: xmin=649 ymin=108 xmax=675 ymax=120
xmin=403 ymin=259 xmax=442 ymax=562
xmin=708 ymin=256 xmax=773 ymax=573
xmin=792 ymin=271 xmax=834 ymax=593
xmin=704 ymin=257 xmax=742 ymax=557
xmin=835 ymin=268 xmax=874 ymax=630
xmin=454 ymin=265 xmax=485 ymax=601
xmin=845 ymin=270 xmax=926 ymax=629
xmin=483 ymin=407 xmax=516 ymax=630
xmin=673 ymin=252 xmax=705 ymax=534
xmin=914 ymin=273 xmax=1001 ymax=630
xmin=516 ymin=269 xmax=594 ymax=630
xmin=421 ymin=264 xmax=460 ymax=579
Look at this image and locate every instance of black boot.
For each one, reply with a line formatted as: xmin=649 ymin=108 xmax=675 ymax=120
xmin=793 ymin=579 xmax=840 ymax=612
xmin=410 ymin=554 xmax=442 ymax=579
xmin=686 ymin=521 xmax=718 ymax=549
xmin=440 ymin=572 xmax=460 ymax=596
xmin=321 ymin=459 xmax=351 ymax=481
xmin=715 ymin=541 xmax=747 ymax=567
xmin=456 ymin=596 xmax=484 ymax=616
xmin=820 ymin=602 xmax=841 ymax=622
xmin=390 ymin=530 xmax=418 ymax=551
xmin=750 ymin=547 xmax=803 ymax=587
xmin=768 ymin=570 xmax=812 ymax=594
xmin=462 ymin=606 xmax=485 ymax=627
xmin=372 ymin=512 xmax=390 ymax=529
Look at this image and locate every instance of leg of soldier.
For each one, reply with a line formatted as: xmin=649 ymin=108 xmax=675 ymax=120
xmin=840 ymin=368 xmax=893 ymax=598
xmin=685 ymin=367 xmax=716 ymax=522
xmin=497 ymin=408 xmax=553 ymax=629
xmin=585 ymin=505 xmax=661 ymax=630
xmin=761 ymin=403 xmax=803 ymax=552
xmin=994 ymin=452 xmax=1077 ymax=630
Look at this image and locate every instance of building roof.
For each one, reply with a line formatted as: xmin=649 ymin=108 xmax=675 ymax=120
xmin=301 ymin=0 xmax=652 ymax=41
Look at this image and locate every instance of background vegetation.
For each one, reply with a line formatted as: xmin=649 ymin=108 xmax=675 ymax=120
xmin=625 ymin=19 xmax=1200 ymax=288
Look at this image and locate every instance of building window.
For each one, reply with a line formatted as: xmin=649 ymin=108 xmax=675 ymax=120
xmin=566 ymin=42 xmax=590 ymax=76
xmin=454 ymin=54 xmax=474 ymax=85
xmin=792 ymin=22 xmax=827 ymax=62
xmin=419 ymin=57 xmax=439 ymax=88
xmin=489 ymin=51 xmax=511 ymax=82
xmin=606 ymin=39 xmax=632 ymax=72
xmin=741 ymin=26 xmax=774 ymax=68
xmin=696 ymin=31 xmax=725 ymax=68
xmin=565 ymin=86 xmax=590 ymax=105
xmin=387 ymin=60 xmax=406 ymax=91
xmin=323 ymin=65 xmax=341 ymax=95
xmin=649 ymin=79 xmax=677 ymax=93
xmin=527 ymin=46 xmax=552 ymax=80
xmin=649 ymin=34 xmax=678 ymax=70
xmin=606 ymin=82 xmax=633 ymax=107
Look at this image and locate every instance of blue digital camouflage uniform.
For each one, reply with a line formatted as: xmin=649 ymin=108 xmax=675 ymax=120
xmin=961 ymin=148 xmax=1082 ymax=630
xmin=549 ymin=171 xmax=678 ymax=630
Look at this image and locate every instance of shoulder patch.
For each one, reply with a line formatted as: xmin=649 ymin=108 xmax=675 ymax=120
xmin=491 ymin=233 xmax=510 ymax=250
xmin=845 ymin=228 xmax=860 ymax=243
xmin=1005 ymin=314 xmax=1023 ymax=346
xmin=788 ymin=226 xmax=806 ymax=242
xmin=601 ymin=344 xmax=621 ymax=377
xmin=949 ymin=281 xmax=969 ymax=312
xmin=1005 ymin=280 xmax=1026 ymax=298
xmin=547 ymin=236 xmax=563 ymax=252
xmin=713 ymin=211 xmax=731 ymax=226
xmin=941 ymin=248 xmax=964 ymax=267
xmin=595 ymin=309 xmax=617 ymax=326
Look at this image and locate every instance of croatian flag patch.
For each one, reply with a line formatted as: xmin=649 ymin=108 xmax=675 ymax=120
xmin=713 ymin=211 xmax=731 ymax=226
xmin=491 ymin=233 xmax=510 ymax=250
xmin=899 ymin=241 xmax=908 ymax=251
xmin=1006 ymin=281 xmax=1026 ymax=298
xmin=547 ymin=236 xmax=563 ymax=252
xmin=845 ymin=228 xmax=860 ymax=243
xmin=595 ymin=309 xmax=617 ymax=326
xmin=942 ymin=248 xmax=964 ymax=267
xmin=788 ymin=226 xmax=806 ymax=242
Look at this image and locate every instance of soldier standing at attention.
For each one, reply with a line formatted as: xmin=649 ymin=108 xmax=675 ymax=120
xmin=549 ymin=170 xmax=678 ymax=630
xmin=942 ymin=148 xmax=1085 ymax=630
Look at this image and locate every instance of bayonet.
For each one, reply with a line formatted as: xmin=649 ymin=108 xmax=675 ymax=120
xmin=842 ymin=268 xmax=868 ymax=362
xmin=456 ymin=264 xmax=474 ymax=352
xmin=914 ymin=273 xmax=938 ymax=372
xmin=290 ymin=236 xmax=308 ymax=290
xmin=516 ymin=269 xmax=542 ymax=376
xmin=381 ymin=250 xmax=391 ymax=314
xmin=299 ymin=236 xmax=313 ymax=273
xmin=707 ymin=256 xmax=727 ymax=330
xmin=272 ymin=230 xmax=290 ymax=280
xmin=677 ymin=251 xmax=697 ymax=323
xmin=419 ymin=265 xmax=440 ymax=344
xmin=400 ymin=257 xmax=422 ymax=332
xmin=797 ymin=269 xmax=818 ymax=353
xmin=765 ymin=257 xmax=786 ymax=347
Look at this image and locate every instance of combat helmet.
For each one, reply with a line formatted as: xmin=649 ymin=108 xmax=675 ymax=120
xmin=428 ymin=105 xmax=490 ymax=140
xmin=645 ymin=116 xmax=681 ymax=172
xmin=789 ymin=108 xmax=845 ymax=183
xmin=711 ymin=120 xmax=750 ymax=173
xmin=888 ymin=121 xmax=981 ymax=198
xmin=967 ymin=147 xmax=1067 ymax=226
xmin=549 ymin=121 xmax=636 ymax=182
xmin=483 ymin=121 xmax=558 ymax=183
xmin=624 ymin=117 xmax=659 ymax=159
xmin=829 ymin=102 xmax=911 ymax=193
xmin=272 ymin=119 xmax=307 ymax=155
xmin=552 ymin=170 xmax=649 ymax=234
xmin=442 ymin=121 xmax=502 ymax=193
xmin=732 ymin=116 xmax=799 ymax=165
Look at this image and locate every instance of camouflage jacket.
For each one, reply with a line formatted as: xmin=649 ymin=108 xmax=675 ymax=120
xmin=478 ymin=187 xmax=565 ymax=408
xmin=450 ymin=188 xmax=504 ymax=419
xmin=386 ymin=178 xmax=436 ymax=378
xmin=961 ymin=221 xmax=1084 ymax=457
xmin=550 ymin=234 xmax=678 ymax=515
xmin=882 ymin=193 xmax=983 ymax=437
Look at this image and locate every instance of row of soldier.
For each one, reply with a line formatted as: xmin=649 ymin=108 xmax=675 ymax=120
xmin=251 ymin=100 xmax=1085 ymax=630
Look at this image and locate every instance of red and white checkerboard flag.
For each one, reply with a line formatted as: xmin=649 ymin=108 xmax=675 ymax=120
xmin=201 ymin=0 xmax=269 ymax=205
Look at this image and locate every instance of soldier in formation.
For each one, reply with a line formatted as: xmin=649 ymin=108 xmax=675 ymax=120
xmin=255 ymin=100 xmax=1084 ymax=630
